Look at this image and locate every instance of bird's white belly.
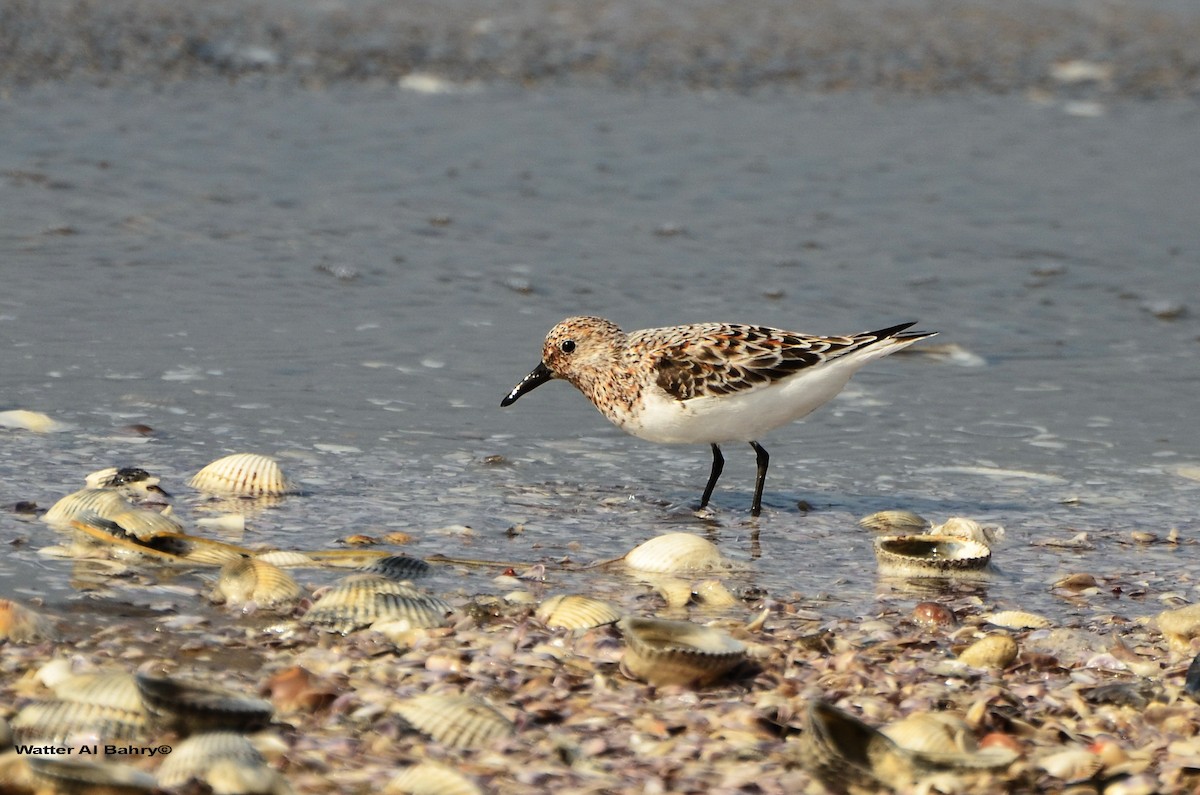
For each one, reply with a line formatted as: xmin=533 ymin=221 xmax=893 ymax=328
xmin=623 ymin=361 xmax=862 ymax=444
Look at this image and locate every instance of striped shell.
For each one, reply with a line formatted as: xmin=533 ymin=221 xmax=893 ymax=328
xmin=624 ymin=533 xmax=725 ymax=574
xmin=106 ymin=507 xmax=185 ymax=541
xmin=301 ymin=576 xmax=451 ymax=633
xmin=0 ymin=598 xmax=59 ymax=643
xmin=360 ymin=554 xmax=432 ymax=581
xmin=387 ymin=761 xmax=483 ymax=795
xmin=211 ymin=558 xmax=302 ymax=609
xmin=858 ymin=510 xmax=931 ymax=533
xmin=188 ymin=453 xmax=296 ymax=497
xmin=26 ymin=757 xmax=158 ymax=793
xmin=12 ymin=673 xmax=149 ymax=744
xmin=983 ymin=610 xmax=1052 ymax=630
xmin=42 ymin=489 xmax=132 ymax=527
xmin=957 ymin=634 xmax=1019 ymax=669
xmin=156 ymin=732 xmax=265 ymax=789
xmin=254 ymin=550 xmax=317 ymax=568
xmin=618 ymin=616 xmax=746 ymax=688
xmin=51 ymin=672 xmax=145 ymax=711
xmin=799 ymin=700 xmax=913 ymax=790
xmin=535 ymin=595 xmax=622 ymax=630
xmin=873 ymin=534 xmax=992 ymax=578
xmin=393 ymin=694 xmax=514 ymax=749
xmin=135 ymin=673 xmax=273 ymax=735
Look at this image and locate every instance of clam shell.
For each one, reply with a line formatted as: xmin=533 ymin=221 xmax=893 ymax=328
xmin=957 ymin=634 xmax=1019 ymax=669
xmin=983 ymin=610 xmax=1052 ymax=630
xmin=107 ymin=507 xmax=185 ymax=541
xmin=359 ymin=554 xmax=432 ymax=581
xmin=211 ymin=558 xmax=302 ymax=609
xmin=134 ymin=673 xmax=273 ymax=735
xmin=693 ymin=579 xmax=738 ymax=608
xmin=51 ymin=672 xmax=145 ymax=712
xmin=156 ymin=731 xmax=265 ymax=788
xmin=0 ymin=409 xmax=65 ymax=433
xmin=881 ymin=712 xmax=977 ymax=756
xmin=873 ymin=534 xmax=991 ymax=578
xmin=188 ymin=453 xmax=297 ymax=497
xmin=931 ymin=516 xmax=1004 ymax=546
xmin=10 ymin=700 xmax=149 ymax=745
xmin=624 ymin=533 xmax=725 ymax=574
xmin=1036 ymin=747 xmax=1104 ymax=781
xmin=1156 ymin=603 xmax=1200 ymax=654
xmin=254 ymin=550 xmax=317 ymax=568
xmin=301 ymin=576 xmax=451 ymax=633
xmin=42 ymin=489 xmax=132 ymax=527
xmin=393 ymin=694 xmax=514 ymax=749
xmin=617 ymin=616 xmax=746 ymax=687
xmin=535 ymin=594 xmax=622 ymax=630
xmin=0 ymin=598 xmax=59 ymax=643
xmin=799 ymin=700 xmax=911 ymax=790
xmin=387 ymin=761 xmax=483 ymax=795
xmin=651 ymin=577 xmax=695 ymax=609
xmin=858 ymin=510 xmax=931 ymax=533
xmin=26 ymin=756 xmax=157 ymax=793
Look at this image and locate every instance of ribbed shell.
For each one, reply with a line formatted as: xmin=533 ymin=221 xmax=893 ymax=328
xmin=300 ymin=576 xmax=451 ymax=633
xmin=360 ymin=554 xmax=432 ymax=581
xmin=254 ymin=550 xmax=317 ymax=567
xmin=0 ymin=598 xmax=59 ymax=643
xmin=11 ymin=700 xmax=149 ymax=745
xmin=858 ymin=510 xmax=931 ymax=533
xmin=387 ymin=761 xmax=483 ymax=795
xmin=624 ymin=533 xmax=725 ymax=574
xmin=799 ymin=700 xmax=907 ymax=791
xmin=156 ymin=732 xmax=265 ymax=788
xmin=51 ymin=672 xmax=144 ymax=711
xmin=26 ymin=757 xmax=158 ymax=793
xmin=106 ymin=507 xmax=185 ymax=541
xmin=188 ymin=453 xmax=296 ymax=497
xmin=393 ymin=694 xmax=514 ymax=749
xmin=618 ymin=616 xmax=746 ymax=688
xmin=873 ymin=534 xmax=992 ymax=578
xmin=42 ymin=489 xmax=132 ymax=527
xmin=535 ymin=594 xmax=623 ymax=630
xmin=135 ymin=673 xmax=273 ymax=735
xmin=212 ymin=559 xmax=302 ymax=609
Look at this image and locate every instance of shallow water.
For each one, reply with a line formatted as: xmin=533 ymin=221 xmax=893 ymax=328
xmin=2 ymin=82 xmax=1199 ymax=635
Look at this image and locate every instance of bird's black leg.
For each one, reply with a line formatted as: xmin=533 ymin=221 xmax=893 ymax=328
xmin=749 ymin=441 xmax=769 ymax=516
xmin=699 ymin=443 xmax=724 ymax=510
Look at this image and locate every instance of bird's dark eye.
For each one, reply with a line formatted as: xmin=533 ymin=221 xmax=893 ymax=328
xmin=560 ymin=339 xmax=576 ymax=353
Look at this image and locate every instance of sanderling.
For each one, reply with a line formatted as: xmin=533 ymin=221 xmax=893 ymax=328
xmin=501 ymin=316 xmax=936 ymax=516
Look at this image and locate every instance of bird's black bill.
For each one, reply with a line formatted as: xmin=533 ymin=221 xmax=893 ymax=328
xmin=500 ymin=362 xmax=553 ymax=407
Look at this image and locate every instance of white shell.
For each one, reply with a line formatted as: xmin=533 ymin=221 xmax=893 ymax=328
xmin=393 ymin=694 xmax=514 ymax=749
xmin=618 ymin=616 xmax=746 ymax=688
xmin=1157 ymin=603 xmax=1200 ymax=654
xmin=983 ymin=610 xmax=1052 ymax=630
xmin=387 ymin=762 xmax=482 ymax=795
xmin=156 ymin=732 xmax=265 ymax=788
xmin=0 ymin=409 xmax=65 ymax=433
xmin=212 ymin=559 xmax=302 ymax=609
xmin=42 ymin=489 xmax=133 ymax=528
xmin=301 ymin=576 xmax=451 ymax=633
xmin=188 ymin=453 xmax=297 ymax=497
xmin=26 ymin=757 xmax=157 ymax=791
xmin=624 ymin=533 xmax=725 ymax=574
xmin=535 ymin=595 xmax=623 ymax=630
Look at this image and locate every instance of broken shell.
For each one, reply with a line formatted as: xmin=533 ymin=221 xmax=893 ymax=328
xmin=26 ymin=756 xmax=158 ymax=792
xmin=386 ymin=761 xmax=483 ymax=795
xmin=301 ymin=576 xmax=452 ymax=633
xmin=858 ymin=510 xmax=930 ymax=533
xmin=930 ymin=517 xmax=1003 ymax=546
xmin=1156 ymin=603 xmax=1200 ymax=654
xmin=188 ymin=453 xmax=297 ymax=497
xmin=957 ymin=634 xmax=1019 ymax=669
xmin=873 ymin=534 xmax=991 ymax=578
xmin=617 ymin=616 xmax=746 ymax=687
xmin=211 ymin=558 xmax=302 ymax=609
xmin=624 ymin=533 xmax=725 ymax=574
xmin=393 ymin=694 xmax=514 ymax=749
xmin=983 ymin=610 xmax=1052 ymax=630
xmin=156 ymin=731 xmax=265 ymax=789
xmin=359 ymin=554 xmax=432 ymax=581
xmin=0 ymin=598 xmax=59 ymax=643
xmin=134 ymin=673 xmax=273 ymax=735
xmin=535 ymin=594 xmax=623 ymax=630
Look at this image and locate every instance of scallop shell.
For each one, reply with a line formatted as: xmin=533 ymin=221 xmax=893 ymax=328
xmin=957 ymin=634 xmax=1019 ymax=669
xmin=10 ymin=700 xmax=150 ymax=745
xmin=617 ymin=616 xmax=746 ymax=688
xmin=211 ymin=558 xmax=302 ymax=609
xmin=393 ymin=694 xmax=514 ymax=749
xmin=106 ymin=507 xmax=186 ymax=541
xmin=51 ymin=672 xmax=145 ymax=712
xmin=1036 ymin=747 xmax=1104 ymax=781
xmin=858 ymin=510 xmax=931 ymax=533
xmin=359 ymin=554 xmax=432 ymax=581
xmin=881 ymin=712 xmax=977 ymax=756
xmin=535 ymin=594 xmax=622 ymax=630
xmin=301 ymin=576 xmax=451 ymax=633
xmin=42 ymin=489 xmax=132 ymax=527
xmin=387 ymin=761 xmax=483 ymax=795
xmin=624 ymin=533 xmax=725 ymax=574
xmin=134 ymin=673 xmax=273 ymax=735
xmin=156 ymin=732 xmax=265 ymax=788
xmin=188 ymin=453 xmax=297 ymax=497
xmin=254 ymin=550 xmax=317 ymax=568
xmin=798 ymin=699 xmax=912 ymax=791
xmin=204 ymin=757 xmax=292 ymax=795
xmin=1156 ymin=603 xmax=1200 ymax=654
xmin=983 ymin=610 xmax=1052 ymax=630
xmin=873 ymin=534 xmax=991 ymax=578
xmin=26 ymin=756 xmax=158 ymax=793
xmin=0 ymin=598 xmax=59 ymax=643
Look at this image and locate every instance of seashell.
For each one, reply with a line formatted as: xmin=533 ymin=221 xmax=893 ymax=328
xmin=84 ymin=467 xmax=170 ymax=502
xmin=51 ymin=672 xmax=144 ymax=712
xmin=957 ymin=634 xmax=1019 ymax=669
xmin=42 ymin=489 xmax=133 ymax=528
xmin=651 ymin=577 xmax=694 ymax=609
xmin=254 ymin=550 xmax=317 ymax=568
xmin=1156 ymin=603 xmax=1200 ymax=654
xmin=624 ymin=533 xmax=725 ymax=574
xmin=386 ymin=761 xmax=483 ymax=795
xmin=301 ymin=576 xmax=451 ymax=633
xmin=1036 ymin=747 xmax=1104 ymax=781
xmin=204 ymin=756 xmax=292 ymax=795
xmin=911 ymin=601 xmax=957 ymax=629
xmin=106 ymin=507 xmax=185 ymax=541
xmin=188 ymin=453 xmax=297 ymax=497
xmin=858 ymin=510 xmax=930 ymax=533
xmin=983 ymin=610 xmax=1052 ymax=630
xmin=156 ymin=731 xmax=265 ymax=788
xmin=693 ymin=579 xmax=737 ymax=608
xmin=211 ymin=558 xmax=301 ymax=609
xmin=931 ymin=517 xmax=1004 ymax=546
xmin=26 ymin=756 xmax=158 ymax=792
xmin=535 ymin=594 xmax=622 ymax=630
xmin=0 ymin=598 xmax=60 ymax=643
xmin=617 ymin=616 xmax=746 ymax=688
xmin=798 ymin=699 xmax=913 ymax=790
xmin=873 ymin=534 xmax=991 ymax=578
xmin=393 ymin=694 xmax=514 ymax=749
xmin=11 ymin=700 xmax=149 ymax=745
xmin=135 ymin=673 xmax=273 ymax=735
xmin=359 ymin=554 xmax=432 ymax=581
xmin=881 ymin=712 xmax=978 ymax=756
xmin=0 ymin=409 xmax=65 ymax=433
